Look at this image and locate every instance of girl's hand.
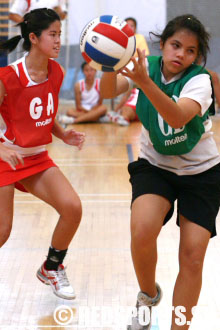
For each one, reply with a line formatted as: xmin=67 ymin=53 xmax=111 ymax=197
xmin=62 ymin=129 xmax=85 ymax=150
xmin=0 ymin=145 xmax=24 ymax=170
xmin=119 ymin=48 xmax=149 ymax=87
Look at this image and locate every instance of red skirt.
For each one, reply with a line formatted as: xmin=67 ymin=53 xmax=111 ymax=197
xmin=0 ymin=150 xmax=57 ymax=192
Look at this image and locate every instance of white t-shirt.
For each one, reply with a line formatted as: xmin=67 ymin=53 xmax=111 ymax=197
xmin=10 ymin=0 xmax=67 ymax=16
xmin=127 ymin=58 xmax=220 ymax=175
xmin=78 ymin=78 xmax=100 ymax=111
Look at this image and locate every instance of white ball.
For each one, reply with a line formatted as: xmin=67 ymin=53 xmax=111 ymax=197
xmin=79 ymin=15 xmax=136 ymax=72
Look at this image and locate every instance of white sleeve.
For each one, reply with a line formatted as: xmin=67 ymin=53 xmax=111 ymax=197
xmin=179 ymin=73 xmax=213 ymax=116
xmin=9 ymin=0 xmax=28 ymax=16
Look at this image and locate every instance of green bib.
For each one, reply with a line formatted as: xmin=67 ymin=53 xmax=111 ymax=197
xmin=136 ymin=56 xmax=215 ymax=155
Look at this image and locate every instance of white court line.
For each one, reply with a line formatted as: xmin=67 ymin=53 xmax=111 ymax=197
xmin=56 ymin=163 xmax=127 ymax=166
xmin=14 ymin=200 xmax=130 ymax=204
xmin=53 ymin=158 xmax=128 ymax=161
xmin=15 ymin=193 xmax=131 ymax=197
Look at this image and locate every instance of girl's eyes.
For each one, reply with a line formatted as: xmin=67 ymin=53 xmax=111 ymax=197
xmin=172 ymin=43 xmax=179 ymax=48
xmin=171 ymin=43 xmax=195 ymax=54
xmin=50 ymin=33 xmax=61 ymax=37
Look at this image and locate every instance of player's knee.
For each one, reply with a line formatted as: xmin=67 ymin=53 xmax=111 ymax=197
xmin=66 ymin=108 xmax=74 ymax=117
xmin=0 ymin=224 xmax=12 ymax=247
xmin=179 ymin=249 xmax=204 ymax=274
xmin=100 ymin=105 xmax=107 ymax=115
xmin=61 ymin=198 xmax=82 ymax=224
xmin=131 ymin=221 xmax=157 ymax=247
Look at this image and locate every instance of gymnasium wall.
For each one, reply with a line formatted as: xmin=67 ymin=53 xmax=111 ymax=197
xmin=7 ymin=0 xmax=220 ymax=100
xmin=166 ymin=0 xmax=220 ymax=72
xmin=58 ymin=0 xmax=220 ymax=100
xmin=59 ymin=0 xmax=166 ymax=99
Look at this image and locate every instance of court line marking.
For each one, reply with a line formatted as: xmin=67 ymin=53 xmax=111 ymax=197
xmin=14 ymin=200 xmax=131 ymax=204
xmin=56 ymin=163 xmax=128 ymax=166
xmin=126 ymin=144 xmax=134 ymax=163
xmin=53 ymin=158 xmax=129 ymax=161
xmin=15 ymin=193 xmax=131 ymax=197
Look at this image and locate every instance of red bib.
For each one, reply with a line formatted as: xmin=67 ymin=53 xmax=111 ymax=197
xmin=0 ymin=59 xmax=63 ymax=147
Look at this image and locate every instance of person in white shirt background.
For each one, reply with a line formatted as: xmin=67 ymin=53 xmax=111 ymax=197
xmin=9 ymin=0 xmax=67 ymax=22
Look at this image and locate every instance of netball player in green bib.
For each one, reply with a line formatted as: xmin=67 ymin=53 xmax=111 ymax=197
xmin=100 ymin=14 xmax=220 ymax=329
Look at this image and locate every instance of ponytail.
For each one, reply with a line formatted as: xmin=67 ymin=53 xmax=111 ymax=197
xmin=0 ymin=8 xmax=60 ymax=54
xmin=0 ymin=35 xmax=22 ymax=54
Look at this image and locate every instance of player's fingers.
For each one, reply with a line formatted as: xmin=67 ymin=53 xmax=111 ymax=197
xmin=12 ymin=153 xmax=24 ymax=166
xmin=17 ymin=154 xmax=24 ymax=165
xmin=78 ymin=141 xmax=84 ymax=150
xmin=137 ymin=48 xmax=144 ymax=59
xmin=8 ymin=160 xmax=16 ymax=171
xmin=131 ymin=56 xmax=139 ymax=68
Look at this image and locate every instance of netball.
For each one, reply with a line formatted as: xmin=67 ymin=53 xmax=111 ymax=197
xmin=79 ymin=15 xmax=136 ymax=72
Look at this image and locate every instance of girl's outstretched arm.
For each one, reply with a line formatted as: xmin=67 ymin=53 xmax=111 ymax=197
xmin=100 ymin=72 xmax=130 ymax=99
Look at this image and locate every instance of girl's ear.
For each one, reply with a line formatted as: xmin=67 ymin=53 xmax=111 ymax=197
xmin=29 ymin=32 xmax=38 ymax=45
xmin=159 ymin=40 xmax=163 ymax=50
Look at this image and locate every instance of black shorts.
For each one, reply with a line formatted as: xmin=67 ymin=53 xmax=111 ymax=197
xmin=128 ymin=158 xmax=220 ymax=237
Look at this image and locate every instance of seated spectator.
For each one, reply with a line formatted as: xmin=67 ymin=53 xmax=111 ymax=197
xmin=125 ymin=17 xmax=150 ymax=57
xmin=106 ymin=16 xmax=150 ymax=126
xmin=208 ymin=69 xmax=220 ymax=114
xmin=9 ymin=0 xmax=67 ymax=23
xmin=197 ymin=56 xmax=220 ymax=115
xmin=58 ymin=62 xmax=109 ymax=125
xmin=109 ymin=88 xmax=140 ymax=126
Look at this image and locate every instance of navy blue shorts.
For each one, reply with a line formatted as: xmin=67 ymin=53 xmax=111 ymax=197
xmin=128 ymin=158 xmax=220 ymax=237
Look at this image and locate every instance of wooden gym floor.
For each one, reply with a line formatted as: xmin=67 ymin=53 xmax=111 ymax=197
xmin=0 ymin=106 xmax=220 ymax=330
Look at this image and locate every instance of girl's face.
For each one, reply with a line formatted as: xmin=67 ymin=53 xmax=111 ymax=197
xmin=33 ymin=20 xmax=61 ymax=58
xmin=160 ymin=29 xmax=199 ymax=81
xmin=126 ymin=20 xmax=136 ymax=34
xmin=83 ymin=64 xmax=96 ymax=81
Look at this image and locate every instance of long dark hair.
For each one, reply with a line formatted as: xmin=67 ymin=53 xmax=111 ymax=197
xmin=0 ymin=8 xmax=60 ymax=54
xmin=150 ymin=14 xmax=210 ymax=65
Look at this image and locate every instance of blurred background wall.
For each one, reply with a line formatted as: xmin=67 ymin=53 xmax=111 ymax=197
xmin=5 ymin=0 xmax=220 ymax=100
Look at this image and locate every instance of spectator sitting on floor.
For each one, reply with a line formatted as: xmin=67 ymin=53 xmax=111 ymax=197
xmin=197 ymin=57 xmax=220 ymax=115
xmin=108 ymin=88 xmax=140 ymax=126
xmin=58 ymin=62 xmax=109 ymax=125
xmin=208 ymin=69 xmax=220 ymax=114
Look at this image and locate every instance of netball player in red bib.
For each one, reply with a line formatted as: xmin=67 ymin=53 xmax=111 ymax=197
xmin=0 ymin=8 xmax=85 ymax=299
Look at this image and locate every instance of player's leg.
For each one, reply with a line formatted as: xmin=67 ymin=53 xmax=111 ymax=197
xmin=0 ymin=185 xmax=15 ymax=247
xmin=120 ymin=106 xmax=136 ymax=122
xmin=20 ymin=167 xmax=81 ymax=249
xmin=110 ymin=106 xmax=134 ymax=126
xmin=171 ymin=216 xmax=210 ymax=330
xmin=131 ymin=194 xmax=171 ymax=296
xmin=19 ymin=167 xmax=82 ymax=299
xmin=57 ymin=108 xmax=86 ymax=126
xmin=66 ymin=108 xmax=86 ymax=117
xmin=128 ymin=194 xmax=170 ymax=329
xmin=74 ymin=104 xmax=107 ymax=123
xmin=127 ymin=159 xmax=175 ymax=329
